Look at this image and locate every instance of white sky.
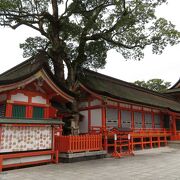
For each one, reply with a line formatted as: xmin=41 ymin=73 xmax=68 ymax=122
xmin=0 ymin=1 xmax=180 ymax=85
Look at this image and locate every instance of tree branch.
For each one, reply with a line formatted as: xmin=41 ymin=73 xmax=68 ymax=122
xmin=51 ymin=0 xmax=58 ymax=19
xmin=102 ymin=36 xmax=147 ymax=49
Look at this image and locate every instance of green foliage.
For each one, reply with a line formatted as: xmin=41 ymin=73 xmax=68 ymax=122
xmin=134 ymin=79 xmax=171 ymax=92
xmin=20 ymin=37 xmax=49 ymax=58
xmin=0 ymin=0 xmax=180 ymax=83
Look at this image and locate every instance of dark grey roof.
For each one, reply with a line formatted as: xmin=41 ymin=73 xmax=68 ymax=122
xmin=0 ymin=53 xmax=75 ymax=97
xmin=0 ymin=55 xmax=43 ymax=84
xmin=80 ymin=69 xmax=180 ymax=112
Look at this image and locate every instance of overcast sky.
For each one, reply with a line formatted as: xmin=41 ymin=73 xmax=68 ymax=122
xmin=0 ymin=1 xmax=180 ymax=85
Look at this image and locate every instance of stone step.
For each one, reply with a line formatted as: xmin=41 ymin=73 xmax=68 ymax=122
xmin=168 ymin=141 xmax=180 ymax=149
xmin=59 ymin=150 xmax=107 ymax=163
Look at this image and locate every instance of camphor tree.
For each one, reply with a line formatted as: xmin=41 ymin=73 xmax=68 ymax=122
xmin=0 ymin=0 xmax=180 ymax=90
xmin=134 ymin=79 xmax=171 ymax=93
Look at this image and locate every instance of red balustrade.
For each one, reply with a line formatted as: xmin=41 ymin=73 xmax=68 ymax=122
xmin=55 ymin=134 xmax=103 ymax=153
xmin=130 ymin=128 xmax=171 ymax=150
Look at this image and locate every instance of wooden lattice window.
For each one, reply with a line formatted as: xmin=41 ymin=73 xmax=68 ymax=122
xmin=33 ymin=107 xmax=44 ymax=119
xmin=134 ymin=112 xmax=142 ymax=128
xmin=12 ymin=105 xmax=26 ymax=118
xmin=145 ymin=113 xmax=152 ymax=128
xmin=154 ymin=114 xmax=161 ymax=128
xmin=121 ymin=110 xmax=131 ymax=128
xmin=106 ymin=108 xmax=118 ymax=127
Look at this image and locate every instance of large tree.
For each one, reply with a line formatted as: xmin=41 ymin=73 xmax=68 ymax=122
xmin=0 ymin=0 xmax=180 ymax=89
xmin=134 ymin=79 xmax=171 ymax=92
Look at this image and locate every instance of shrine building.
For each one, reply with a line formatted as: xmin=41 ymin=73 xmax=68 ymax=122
xmin=1 ymin=54 xmax=180 ymax=170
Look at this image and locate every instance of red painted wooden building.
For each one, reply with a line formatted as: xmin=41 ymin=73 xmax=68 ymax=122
xmin=1 ymin=53 xmax=180 ymax=168
xmin=0 ymin=53 xmax=74 ymax=170
xmin=76 ymin=70 xmax=180 ymax=149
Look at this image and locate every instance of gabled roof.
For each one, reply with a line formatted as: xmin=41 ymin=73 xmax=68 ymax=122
xmin=168 ymin=78 xmax=180 ymax=89
xmin=0 ymin=53 xmax=75 ymax=102
xmin=79 ymin=69 xmax=180 ymax=112
xmin=0 ymin=58 xmax=39 ymax=84
xmin=165 ymin=78 xmax=180 ymax=95
xmin=165 ymin=88 xmax=180 ymax=94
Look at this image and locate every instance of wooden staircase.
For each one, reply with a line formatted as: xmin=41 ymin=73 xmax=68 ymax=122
xmin=105 ymin=128 xmax=134 ymax=158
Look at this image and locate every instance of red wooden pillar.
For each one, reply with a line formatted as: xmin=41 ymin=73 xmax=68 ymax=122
xmin=142 ymin=111 xmax=145 ymax=129
xmin=26 ymin=106 xmax=33 ymax=118
xmin=152 ymin=111 xmax=155 ymax=129
xmin=101 ymin=103 xmax=106 ymax=129
xmin=5 ymin=103 xmax=12 ymax=118
xmin=101 ymin=101 xmax=107 ymax=150
xmin=44 ymin=107 xmax=49 ymax=119
xmin=131 ymin=108 xmax=134 ymax=130
xmin=118 ymin=103 xmax=121 ymax=128
xmin=88 ymin=99 xmax=91 ymax=132
xmin=172 ymin=114 xmax=176 ymax=135
xmin=26 ymin=95 xmax=32 ymax=118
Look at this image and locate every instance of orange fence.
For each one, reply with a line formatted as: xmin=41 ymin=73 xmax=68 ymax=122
xmin=55 ymin=134 xmax=103 ymax=153
xmin=170 ymin=131 xmax=180 ymax=140
xmin=130 ymin=128 xmax=171 ymax=150
xmin=101 ymin=128 xmax=171 ymax=153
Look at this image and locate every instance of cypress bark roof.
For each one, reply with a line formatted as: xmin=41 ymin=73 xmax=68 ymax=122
xmin=0 ymin=53 xmax=74 ymax=98
xmin=79 ymin=69 xmax=180 ymax=112
xmin=1 ymin=56 xmax=180 ymax=112
xmin=165 ymin=78 xmax=180 ymax=94
xmin=0 ymin=56 xmax=42 ymax=84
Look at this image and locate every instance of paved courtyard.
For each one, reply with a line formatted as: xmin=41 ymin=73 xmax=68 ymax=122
xmin=1 ymin=147 xmax=180 ymax=180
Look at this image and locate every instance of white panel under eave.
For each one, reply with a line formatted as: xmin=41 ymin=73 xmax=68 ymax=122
xmin=79 ymin=111 xmax=88 ymax=133
xmin=32 ymin=96 xmax=47 ymax=104
xmin=11 ymin=93 xmax=28 ymax=102
xmin=91 ymin=109 xmax=102 ymax=127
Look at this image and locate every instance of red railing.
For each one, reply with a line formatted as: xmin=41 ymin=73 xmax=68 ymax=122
xmin=170 ymin=131 xmax=180 ymax=140
xmin=55 ymin=134 xmax=103 ymax=153
xmin=130 ymin=128 xmax=171 ymax=150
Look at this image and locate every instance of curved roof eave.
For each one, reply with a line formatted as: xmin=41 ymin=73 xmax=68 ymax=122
xmin=0 ymin=55 xmax=75 ymax=102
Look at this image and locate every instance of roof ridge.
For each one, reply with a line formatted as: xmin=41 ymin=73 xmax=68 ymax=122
xmin=0 ymin=56 xmax=35 ymax=77
xmin=169 ymin=77 xmax=180 ymax=89
xmin=84 ymin=69 xmax=177 ymax=101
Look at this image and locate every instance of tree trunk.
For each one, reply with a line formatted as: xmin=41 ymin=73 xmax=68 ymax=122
xmin=53 ymin=57 xmax=65 ymax=83
xmin=66 ymin=65 xmax=76 ymax=90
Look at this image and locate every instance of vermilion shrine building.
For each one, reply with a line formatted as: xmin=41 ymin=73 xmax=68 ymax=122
xmin=78 ymin=69 xmax=180 ymax=139
xmin=1 ymin=54 xmax=180 ymax=170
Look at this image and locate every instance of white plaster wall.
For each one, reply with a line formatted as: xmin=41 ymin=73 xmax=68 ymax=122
xmin=91 ymin=109 xmax=102 ymax=127
xmin=32 ymin=96 xmax=47 ymax=104
xmin=3 ymin=155 xmax=51 ymax=165
xmin=11 ymin=93 xmax=28 ymax=102
xmin=79 ymin=110 xmax=88 ymax=133
xmin=90 ymin=99 xmax=101 ymax=106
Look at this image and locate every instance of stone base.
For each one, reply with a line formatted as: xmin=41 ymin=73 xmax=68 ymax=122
xmin=59 ymin=150 xmax=107 ymax=163
xmin=168 ymin=141 xmax=180 ymax=148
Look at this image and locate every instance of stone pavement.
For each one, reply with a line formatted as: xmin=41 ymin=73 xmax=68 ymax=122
xmin=1 ymin=147 xmax=180 ymax=180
